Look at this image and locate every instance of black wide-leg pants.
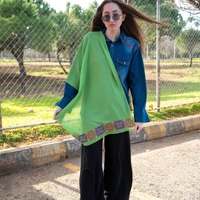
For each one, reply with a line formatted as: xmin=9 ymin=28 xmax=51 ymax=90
xmin=80 ymin=131 xmax=132 ymax=200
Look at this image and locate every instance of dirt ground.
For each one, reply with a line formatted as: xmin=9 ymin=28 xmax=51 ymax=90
xmin=0 ymin=130 xmax=200 ymax=200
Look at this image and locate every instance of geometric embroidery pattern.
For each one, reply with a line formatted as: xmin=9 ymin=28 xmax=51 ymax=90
xmin=86 ymin=130 xmax=96 ymax=141
xmin=124 ymin=118 xmax=134 ymax=128
xmin=76 ymin=118 xmax=134 ymax=143
xmin=95 ymin=125 xmax=105 ymax=136
xmin=114 ymin=120 xmax=125 ymax=130
xmin=104 ymin=122 xmax=115 ymax=132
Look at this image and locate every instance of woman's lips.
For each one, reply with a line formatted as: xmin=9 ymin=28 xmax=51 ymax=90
xmin=109 ymin=23 xmax=115 ymax=27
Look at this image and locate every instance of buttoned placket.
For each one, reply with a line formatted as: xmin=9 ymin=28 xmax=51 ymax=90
xmin=106 ymin=38 xmax=121 ymax=67
xmin=109 ymin=42 xmax=115 ymax=60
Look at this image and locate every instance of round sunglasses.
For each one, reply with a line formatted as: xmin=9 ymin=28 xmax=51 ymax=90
xmin=102 ymin=13 xmax=122 ymax=22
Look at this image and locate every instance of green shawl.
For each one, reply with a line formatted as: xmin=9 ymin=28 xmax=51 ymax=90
xmin=56 ymin=31 xmax=134 ymax=146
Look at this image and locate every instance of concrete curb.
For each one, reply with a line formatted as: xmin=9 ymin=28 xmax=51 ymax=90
xmin=1 ymin=115 xmax=200 ymax=176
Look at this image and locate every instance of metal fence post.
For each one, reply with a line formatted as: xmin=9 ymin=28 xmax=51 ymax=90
xmin=156 ymin=0 xmax=161 ymax=112
xmin=0 ymin=101 xmax=3 ymax=136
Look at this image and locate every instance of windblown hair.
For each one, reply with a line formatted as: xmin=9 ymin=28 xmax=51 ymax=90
xmin=90 ymin=0 xmax=167 ymax=53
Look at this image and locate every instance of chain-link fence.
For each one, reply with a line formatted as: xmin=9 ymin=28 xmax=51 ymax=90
xmin=0 ymin=0 xmax=200 ymax=132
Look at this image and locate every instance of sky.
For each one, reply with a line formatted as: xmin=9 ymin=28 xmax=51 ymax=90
xmin=44 ymin=0 xmax=103 ymax=11
xmin=44 ymin=0 xmax=190 ymax=20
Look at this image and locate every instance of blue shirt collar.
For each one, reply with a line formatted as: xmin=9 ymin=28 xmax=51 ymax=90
xmin=102 ymin=28 xmax=125 ymax=43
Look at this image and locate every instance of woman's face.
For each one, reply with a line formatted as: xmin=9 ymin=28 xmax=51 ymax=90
xmin=102 ymin=2 xmax=125 ymax=32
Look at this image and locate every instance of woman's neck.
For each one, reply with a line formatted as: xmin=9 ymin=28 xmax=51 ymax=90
xmin=105 ymin=30 xmax=120 ymax=42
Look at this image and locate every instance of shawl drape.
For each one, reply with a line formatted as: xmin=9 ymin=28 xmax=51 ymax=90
xmin=56 ymin=31 xmax=134 ymax=146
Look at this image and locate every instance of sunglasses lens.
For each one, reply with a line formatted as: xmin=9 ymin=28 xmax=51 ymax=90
xmin=102 ymin=15 xmax=110 ymax=22
xmin=102 ymin=14 xmax=121 ymax=22
xmin=113 ymin=14 xmax=120 ymax=21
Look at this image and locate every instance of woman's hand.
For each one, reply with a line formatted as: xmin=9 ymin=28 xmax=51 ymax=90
xmin=53 ymin=107 xmax=62 ymax=122
xmin=134 ymin=122 xmax=143 ymax=134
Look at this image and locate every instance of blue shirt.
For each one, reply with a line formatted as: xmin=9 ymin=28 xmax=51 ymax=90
xmin=56 ymin=30 xmax=150 ymax=122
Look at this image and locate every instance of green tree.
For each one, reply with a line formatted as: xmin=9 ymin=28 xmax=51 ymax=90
xmin=34 ymin=0 xmax=55 ymax=16
xmin=160 ymin=3 xmax=185 ymax=39
xmin=176 ymin=29 xmax=200 ymax=67
xmin=132 ymin=0 xmax=185 ymax=43
xmin=0 ymin=0 xmax=56 ymax=93
xmin=187 ymin=15 xmax=200 ymax=29
xmin=52 ymin=1 xmax=96 ymax=67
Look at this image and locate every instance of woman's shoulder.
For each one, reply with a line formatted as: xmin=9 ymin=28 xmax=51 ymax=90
xmin=83 ymin=31 xmax=103 ymax=40
xmin=125 ymin=35 xmax=140 ymax=48
xmin=122 ymin=31 xmax=140 ymax=48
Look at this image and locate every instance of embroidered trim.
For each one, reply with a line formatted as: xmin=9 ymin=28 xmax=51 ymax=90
xmin=75 ymin=118 xmax=134 ymax=143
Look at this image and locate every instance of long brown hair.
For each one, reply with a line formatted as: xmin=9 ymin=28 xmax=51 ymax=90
xmin=90 ymin=0 xmax=166 ymax=53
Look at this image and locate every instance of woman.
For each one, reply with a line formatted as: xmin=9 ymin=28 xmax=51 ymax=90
xmin=54 ymin=0 xmax=165 ymax=199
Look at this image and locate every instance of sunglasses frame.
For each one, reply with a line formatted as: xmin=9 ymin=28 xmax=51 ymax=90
xmin=102 ymin=13 xmax=122 ymax=22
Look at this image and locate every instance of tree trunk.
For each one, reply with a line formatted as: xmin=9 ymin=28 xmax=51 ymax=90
xmin=11 ymin=44 xmax=27 ymax=94
xmin=189 ymin=52 xmax=193 ymax=67
xmin=189 ymin=42 xmax=193 ymax=67
xmin=69 ymin=45 xmax=76 ymax=65
xmin=56 ymin=51 xmax=68 ymax=75
xmin=48 ymin=53 xmax=51 ymax=61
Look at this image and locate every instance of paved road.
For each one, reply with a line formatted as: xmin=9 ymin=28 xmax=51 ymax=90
xmin=0 ymin=130 xmax=200 ymax=200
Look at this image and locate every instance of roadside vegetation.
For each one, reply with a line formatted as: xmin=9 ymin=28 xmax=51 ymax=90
xmin=0 ymin=59 xmax=200 ymax=149
xmin=0 ymin=102 xmax=199 ymax=150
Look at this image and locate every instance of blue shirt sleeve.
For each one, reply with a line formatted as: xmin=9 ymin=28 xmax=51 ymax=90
xmin=55 ymin=82 xmax=78 ymax=109
xmin=128 ymin=47 xmax=150 ymax=122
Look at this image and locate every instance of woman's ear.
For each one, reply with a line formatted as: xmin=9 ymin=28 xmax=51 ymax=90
xmin=122 ymin=13 xmax=126 ymax=21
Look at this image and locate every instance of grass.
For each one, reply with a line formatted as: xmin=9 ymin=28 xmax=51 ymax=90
xmin=148 ymin=102 xmax=200 ymax=121
xmin=0 ymin=58 xmax=200 ymax=149
xmin=0 ymin=124 xmax=69 ymax=149
xmin=0 ymin=102 xmax=200 ymax=150
xmin=145 ymin=60 xmax=200 ymax=108
xmin=2 ymin=96 xmax=60 ymax=127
